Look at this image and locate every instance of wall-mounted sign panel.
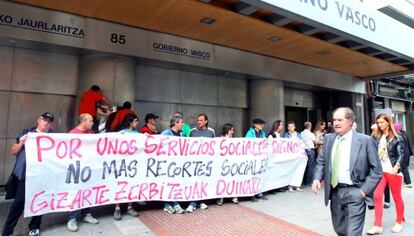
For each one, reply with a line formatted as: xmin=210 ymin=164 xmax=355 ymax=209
xmin=147 ymin=32 xmax=214 ymax=68
xmin=0 ymin=1 xmax=214 ymax=66
xmin=84 ymin=19 xmax=147 ymax=58
xmin=0 ymin=1 xmax=85 ymax=48
xmin=0 ymin=1 xmax=364 ymax=93
xmin=255 ymin=0 xmax=414 ymax=60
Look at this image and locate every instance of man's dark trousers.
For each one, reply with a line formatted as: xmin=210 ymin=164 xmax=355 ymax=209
xmin=2 ymin=175 xmax=42 ymax=236
xmin=330 ymin=186 xmax=366 ymax=236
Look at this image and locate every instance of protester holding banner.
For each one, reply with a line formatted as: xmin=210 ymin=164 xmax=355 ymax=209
xmin=2 ymin=112 xmax=54 ymax=236
xmin=284 ymin=121 xmax=304 ymax=192
xmin=160 ymin=116 xmax=186 ymax=214
xmin=268 ymin=120 xmax=284 ymax=138
xmin=187 ymin=113 xmax=215 ymax=212
xmin=173 ymin=111 xmax=191 ymax=137
xmin=189 ymin=113 xmax=215 ymax=138
xmin=67 ymin=113 xmax=99 ymax=232
xmin=113 ymin=113 xmax=140 ymax=220
xmin=284 ymin=121 xmax=302 ymax=139
xmin=267 ymin=119 xmax=288 ymax=194
xmin=140 ymin=113 xmax=159 ymax=134
xmin=245 ymin=118 xmax=269 ymax=201
xmin=23 ymin=113 xmax=309 ymax=220
xmin=367 ymin=113 xmax=405 ymax=234
xmin=217 ymin=123 xmax=239 ymax=205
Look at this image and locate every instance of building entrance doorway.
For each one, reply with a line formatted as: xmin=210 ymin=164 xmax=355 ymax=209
xmin=285 ymin=106 xmax=307 ymax=132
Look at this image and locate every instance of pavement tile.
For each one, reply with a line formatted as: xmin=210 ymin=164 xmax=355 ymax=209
xmin=139 ymin=203 xmax=321 ymax=236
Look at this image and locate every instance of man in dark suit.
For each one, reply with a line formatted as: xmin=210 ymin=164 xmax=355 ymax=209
xmin=312 ymin=107 xmax=382 ymax=236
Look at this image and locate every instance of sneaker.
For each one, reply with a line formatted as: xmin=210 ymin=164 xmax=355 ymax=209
xmin=200 ymin=203 xmax=208 ymax=210
xmin=186 ymin=205 xmax=195 ymax=213
xmin=83 ymin=213 xmax=99 ymax=224
xmin=383 ymin=202 xmax=390 ymax=209
xmin=405 ymin=184 xmax=413 ymax=188
xmin=392 ymin=223 xmax=403 ymax=233
xmin=217 ymin=198 xmax=223 ymax=205
xmin=67 ymin=219 xmax=78 ymax=232
xmin=163 ymin=205 xmax=175 ymax=214
xmin=366 ymin=226 xmax=383 ymax=235
xmin=296 ymin=187 xmax=304 ymax=192
xmin=28 ymin=229 xmax=40 ymax=236
xmin=174 ymin=204 xmax=185 ymax=214
xmin=288 ymin=188 xmax=295 ymax=193
xmin=127 ymin=206 xmax=139 ymax=217
xmin=232 ymin=197 xmax=239 ymax=204
xmin=114 ymin=208 xmax=122 ymax=220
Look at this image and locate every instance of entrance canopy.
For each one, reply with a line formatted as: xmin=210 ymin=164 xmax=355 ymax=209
xmin=10 ymin=0 xmax=414 ymax=78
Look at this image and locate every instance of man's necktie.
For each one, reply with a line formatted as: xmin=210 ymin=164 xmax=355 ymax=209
xmin=331 ymin=136 xmax=344 ymax=188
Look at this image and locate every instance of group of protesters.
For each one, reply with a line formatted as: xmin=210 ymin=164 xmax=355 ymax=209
xmin=2 ymin=85 xmax=413 ymax=236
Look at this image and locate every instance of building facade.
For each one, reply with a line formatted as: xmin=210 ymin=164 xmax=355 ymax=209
xmin=0 ymin=0 xmax=413 ymax=185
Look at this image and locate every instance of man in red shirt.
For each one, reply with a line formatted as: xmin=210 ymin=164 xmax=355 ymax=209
xmin=67 ymin=113 xmax=99 ymax=232
xmin=78 ymin=85 xmax=110 ymax=133
xmin=140 ymin=113 xmax=159 ymax=134
xmin=110 ymin=101 xmax=136 ymax=132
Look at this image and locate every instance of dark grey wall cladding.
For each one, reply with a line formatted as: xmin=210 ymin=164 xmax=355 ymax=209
xmin=11 ymin=48 xmax=78 ymax=95
xmin=0 ymin=46 xmax=13 ymax=90
xmin=284 ymin=87 xmax=315 ymax=108
xmin=180 ymin=71 xmax=219 ymax=106
xmin=0 ymin=92 xmax=9 ymax=139
xmin=0 ymin=139 xmax=6 ymax=185
xmin=135 ymin=64 xmax=181 ymax=103
xmin=0 ymin=46 xmax=78 ymax=185
xmin=135 ymin=64 xmax=248 ymax=135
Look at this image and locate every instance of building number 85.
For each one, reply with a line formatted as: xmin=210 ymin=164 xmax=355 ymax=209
xmin=110 ymin=33 xmax=126 ymax=45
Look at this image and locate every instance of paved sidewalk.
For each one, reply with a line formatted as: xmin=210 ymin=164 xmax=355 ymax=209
xmin=1 ymin=169 xmax=413 ymax=235
xmin=245 ymin=183 xmax=414 ymax=236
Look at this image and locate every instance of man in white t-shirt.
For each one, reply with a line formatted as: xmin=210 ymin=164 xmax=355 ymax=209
xmin=301 ymin=121 xmax=316 ymax=186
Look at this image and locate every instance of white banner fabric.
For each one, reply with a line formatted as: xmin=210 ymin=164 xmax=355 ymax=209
xmin=24 ymin=133 xmax=306 ymax=217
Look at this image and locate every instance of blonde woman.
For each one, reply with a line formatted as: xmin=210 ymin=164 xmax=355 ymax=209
xmin=367 ymin=113 xmax=405 ymax=234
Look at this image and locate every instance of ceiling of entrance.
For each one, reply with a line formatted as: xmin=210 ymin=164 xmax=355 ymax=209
xmin=13 ymin=0 xmax=412 ymax=78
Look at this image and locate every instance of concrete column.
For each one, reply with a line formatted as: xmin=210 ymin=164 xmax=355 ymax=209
xmin=249 ymin=80 xmax=284 ymax=131
xmin=351 ymin=93 xmax=365 ymax=133
xmin=78 ymin=54 xmax=136 ymax=111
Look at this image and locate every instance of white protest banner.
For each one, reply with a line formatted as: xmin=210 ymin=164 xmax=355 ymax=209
xmin=24 ymin=133 xmax=306 ymax=217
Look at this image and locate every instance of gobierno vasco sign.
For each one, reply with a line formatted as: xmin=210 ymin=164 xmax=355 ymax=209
xmin=152 ymin=42 xmax=212 ymax=60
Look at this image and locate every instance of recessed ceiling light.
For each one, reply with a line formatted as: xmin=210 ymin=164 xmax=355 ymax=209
xmin=267 ymin=36 xmax=281 ymax=42
xmin=318 ymin=50 xmax=330 ymax=56
xmin=356 ymin=61 xmax=367 ymax=65
xmin=200 ymin=17 xmax=216 ymax=25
